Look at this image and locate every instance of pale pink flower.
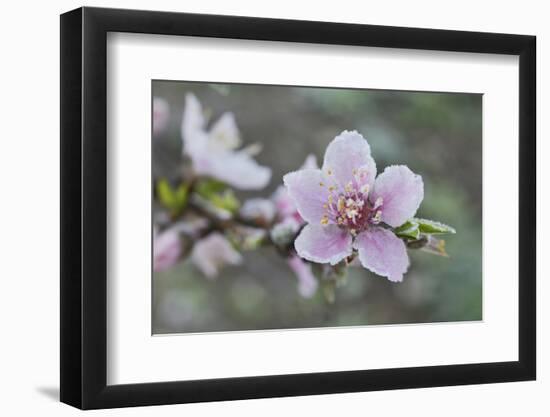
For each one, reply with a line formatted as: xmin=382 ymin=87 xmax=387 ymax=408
xmin=270 ymin=155 xmax=319 ymax=297
xmin=283 ymin=131 xmax=424 ymax=282
xmin=191 ymin=232 xmax=243 ymax=279
xmin=272 ymin=154 xmax=318 ymax=223
xmin=287 ymin=255 xmax=318 ymax=298
xmin=153 ymin=228 xmax=182 ymax=272
xmin=181 ymin=94 xmax=271 ymax=190
xmin=153 ymin=97 xmax=170 ymax=137
xmin=239 ymin=198 xmax=276 ymax=224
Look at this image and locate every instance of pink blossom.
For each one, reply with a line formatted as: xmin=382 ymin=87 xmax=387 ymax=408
xmin=153 ymin=97 xmax=170 ymax=137
xmin=181 ymin=94 xmax=271 ymax=190
xmin=191 ymin=232 xmax=243 ymax=279
xmin=283 ymin=131 xmax=424 ymax=282
xmin=239 ymin=198 xmax=276 ymax=224
xmin=153 ymin=228 xmax=182 ymax=272
xmin=270 ymin=155 xmax=319 ymax=297
xmin=287 ymin=255 xmax=318 ymax=298
xmin=272 ymin=154 xmax=318 ymax=223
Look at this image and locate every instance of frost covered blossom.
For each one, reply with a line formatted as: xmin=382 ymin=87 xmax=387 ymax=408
xmin=270 ymin=155 xmax=319 ymax=297
xmin=283 ymin=131 xmax=424 ymax=282
xmin=191 ymin=232 xmax=243 ymax=279
xmin=153 ymin=97 xmax=170 ymax=137
xmin=153 ymin=227 xmax=182 ymax=272
xmin=272 ymin=154 xmax=317 ymax=223
xmin=181 ymin=94 xmax=271 ymax=190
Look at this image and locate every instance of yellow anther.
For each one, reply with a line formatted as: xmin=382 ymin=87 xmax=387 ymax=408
xmin=328 ymin=195 xmax=334 ymax=204
xmin=322 ymin=203 xmax=328 ymax=209
xmin=327 ymin=168 xmax=333 ymax=175
xmin=344 ymin=182 xmax=353 ymax=193
xmin=337 ymin=197 xmax=345 ymax=212
xmin=319 ymin=182 xmax=324 ymax=187
xmin=360 ymin=184 xmax=369 ymax=194
xmin=320 ymin=216 xmax=329 ymax=225
xmin=328 ymin=185 xmax=336 ymax=192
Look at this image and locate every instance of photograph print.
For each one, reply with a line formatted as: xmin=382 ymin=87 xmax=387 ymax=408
xmin=152 ymin=80 xmax=482 ymax=335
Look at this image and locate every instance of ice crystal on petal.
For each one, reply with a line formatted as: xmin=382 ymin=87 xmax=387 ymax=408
xmin=283 ymin=131 xmax=424 ymax=282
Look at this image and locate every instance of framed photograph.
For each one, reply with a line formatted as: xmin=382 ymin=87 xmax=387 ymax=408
xmin=60 ymin=6 xmax=536 ymax=409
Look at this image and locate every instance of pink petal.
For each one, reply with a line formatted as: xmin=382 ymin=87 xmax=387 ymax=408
xmin=209 ymin=112 xmax=241 ymax=150
xmin=191 ymin=233 xmax=242 ymax=279
xmin=301 ymin=154 xmax=318 ymax=170
xmin=240 ymin=198 xmax=276 ymax=223
xmin=153 ymin=97 xmax=170 ymax=137
xmin=295 ymin=224 xmax=352 ymax=265
xmin=283 ymin=169 xmax=330 ymax=224
xmin=272 ymin=186 xmax=301 ymax=221
xmin=181 ymin=93 xmax=206 ymax=142
xmin=153 ymin=229 xmax=182 ymax=272
xmin=194 ymin=149 xmax=272 ymax=190
xmin=322 ymin=130 xmax=376 ymax=189
xmin=371 ymin=165 xmax=424 ymax=227
xmin=354 ymin=228 xmax=409 ymax=282
xmin=287 ymin=255 xmax=318 ymax=298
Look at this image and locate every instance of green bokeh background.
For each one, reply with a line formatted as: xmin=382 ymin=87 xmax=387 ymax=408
xmin=152 ymin=81 xmax=482 ymax=334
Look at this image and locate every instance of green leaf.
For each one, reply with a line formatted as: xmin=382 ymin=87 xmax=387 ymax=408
xmin=156 ymin=179 xmax=189 ymax=216
xmin=413 ymin=218 xmax=456 ymax=235
xmin=394 ymin=220 xmax=420 ymax=240
xmin=209 ymin=189 xmax=240 ymax=214
xmin=156 ymin=179 xmax=177 ymax=209
xmin=174 ymin=183 xmax=189 ymax=208
xmin=195 ymin=179 xmax=227 ymax=199
xmin=193 ymin=179 xmax=239 ymax=214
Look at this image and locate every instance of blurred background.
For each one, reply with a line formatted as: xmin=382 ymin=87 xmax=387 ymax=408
xmin=152 ymin=80 xmax=482 ymax=334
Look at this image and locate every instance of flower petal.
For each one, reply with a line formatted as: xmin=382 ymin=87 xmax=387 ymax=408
xmin=153 ymin=97 xmax=170 ymax=137
xmin=181 ymin=93 xmax=206 ymax=143
xmin=191 ymin=232 xmax=242 ymax=279
xmin=295 ymin=224 xmax=352 ymax=265
xmin=283 ymin=169 xmax=330 ymax=224
xmin=371 ymin=165 xmax=424 ymax=227
xmin=240 ymin=198 xmax=276 ymax=223
xmin=272 ymin=186 xmax=300 ymax=221
xmin=153 ymin=228 xmax=182 ymax=272
xmin=209 ymin=112 xmax=242 ymax=150
xmin=194 ymin=150 xmax=272 ymax=190
xmin=287 ymin=255 xmax=318 ymax=298
xmin=354 ymin=228 xmax=409 ymax=282
xmin=322 ymin=130 xmax=376 ymax=189
xmin=301 ymin=154 xmax=319 ymax=170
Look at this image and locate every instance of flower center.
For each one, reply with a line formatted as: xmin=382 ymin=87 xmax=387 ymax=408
xmin=320 ymin=169 xmax=383 ymax=234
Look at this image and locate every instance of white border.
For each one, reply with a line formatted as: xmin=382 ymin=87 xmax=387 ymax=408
xmin=107 ymin=33 xmax=519 ymax=385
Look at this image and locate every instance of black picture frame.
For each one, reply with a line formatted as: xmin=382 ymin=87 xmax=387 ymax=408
xmin=60 ymin=6 xmax=536 ymax=410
